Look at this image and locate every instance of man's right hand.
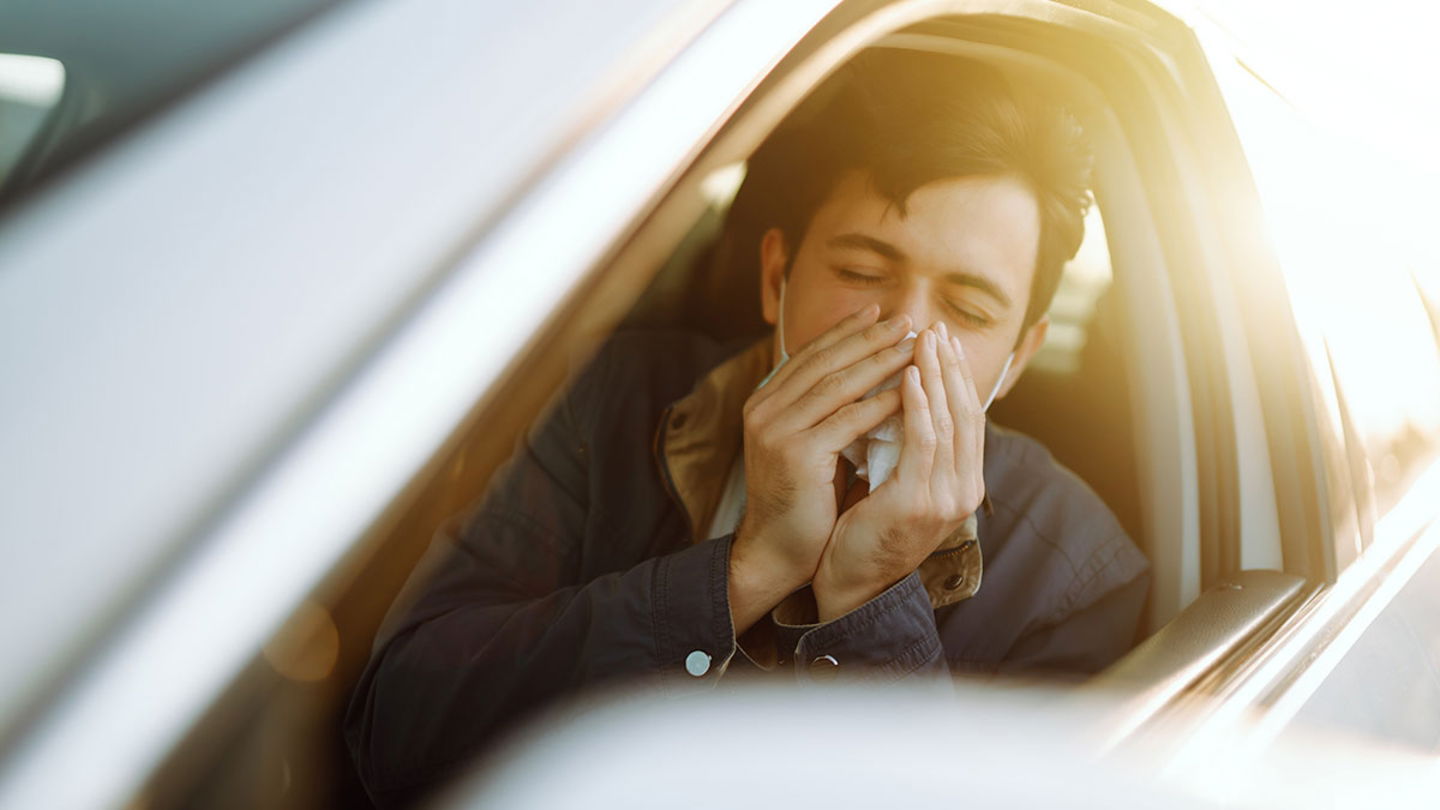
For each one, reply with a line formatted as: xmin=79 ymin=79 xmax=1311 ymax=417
xmin=728 ymin=305 xmax=916 ymax=634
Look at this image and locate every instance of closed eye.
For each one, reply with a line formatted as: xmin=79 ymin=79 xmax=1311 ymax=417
xmin=835 ymin=266 xmax=885 ymax=284
xmin=944 ymin=299 xmax=993 ymax=328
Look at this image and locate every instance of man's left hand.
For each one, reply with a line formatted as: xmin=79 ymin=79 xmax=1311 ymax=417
xmin=813 ymin=323 xmax=986 ymax=621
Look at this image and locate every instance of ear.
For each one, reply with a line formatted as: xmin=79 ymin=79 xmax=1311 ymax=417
xmin=995 ymin=315 xmax=1049 ymax=400
xmin=759 ymin=228 xmax=788 ymax=326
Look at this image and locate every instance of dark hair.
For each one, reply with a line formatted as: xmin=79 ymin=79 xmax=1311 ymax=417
xmin=733 ymin=49 xmax=1094 ymax=335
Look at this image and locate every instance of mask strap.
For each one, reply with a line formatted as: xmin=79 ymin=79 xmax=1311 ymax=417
xmin=982 ymin=352 xmax=1014 ymax=412
xmin=755 ymin=279 xmax=789 ymax=390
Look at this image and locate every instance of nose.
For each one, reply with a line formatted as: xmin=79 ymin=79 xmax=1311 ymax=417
xmin=881 ymin=280 xmax=939 ymax=334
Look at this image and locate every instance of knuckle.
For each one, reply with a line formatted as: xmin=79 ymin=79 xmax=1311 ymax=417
xmin=813 ymin=370 xmax=845 ymax=397
xmin=749 ymin=432 xmax=772 ymax=454
xmin=812 ymin=343 xmax=838 ymax=369
xmin=862 ymin=321 xmax=891 ymax=343
xmin=871 ymin=346 xmax=903 ymax=369
xmin=742 ymin=404 xmax=764 ymax=432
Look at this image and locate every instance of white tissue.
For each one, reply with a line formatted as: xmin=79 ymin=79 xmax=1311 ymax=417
xmin=840 ymin=331 xmax=916 ymax=492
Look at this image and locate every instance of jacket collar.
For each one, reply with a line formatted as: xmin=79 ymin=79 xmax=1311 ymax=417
xmin=656 ymin=334 xmax=981 ymax=609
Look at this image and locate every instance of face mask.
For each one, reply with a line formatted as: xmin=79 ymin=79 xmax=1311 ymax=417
xmin=758 ymin=279 xmax=1014 ymax=490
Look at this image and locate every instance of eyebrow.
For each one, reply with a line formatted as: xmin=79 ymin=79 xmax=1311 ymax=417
xmin=826 ymin=232 xmax=1014 ymax=309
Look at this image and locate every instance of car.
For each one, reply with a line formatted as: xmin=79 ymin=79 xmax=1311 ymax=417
xmin=0 ymin=0 xmax=1437 ymax=807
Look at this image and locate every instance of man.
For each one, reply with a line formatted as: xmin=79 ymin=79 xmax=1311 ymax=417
xmin=346 ymin=50 xmax=1148 ymax=807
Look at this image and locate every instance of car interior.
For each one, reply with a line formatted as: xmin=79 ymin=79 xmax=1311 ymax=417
xmin=622 ymin=37 xmax=1200 ymax=636
xmin=146 ymin=9 xmax=1318 ymax=810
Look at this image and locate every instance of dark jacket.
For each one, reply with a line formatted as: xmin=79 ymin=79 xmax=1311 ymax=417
xmin=345 ymin=330 xmax=1149 ymax=807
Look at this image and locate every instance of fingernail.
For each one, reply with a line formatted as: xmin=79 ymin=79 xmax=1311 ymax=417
xmin=907 ymin=365 xmax=920 ymax=383
xmin=951 ymin=336 xmax=965 ymax=356
xmin=896 ymin=337 xmax=917 ymax=353
xmin=936 ymin=321 xmax=949 ymax=341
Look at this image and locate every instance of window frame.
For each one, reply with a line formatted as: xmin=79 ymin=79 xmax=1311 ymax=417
xmin=1128 ymin=18 xmax=1440 ymax=755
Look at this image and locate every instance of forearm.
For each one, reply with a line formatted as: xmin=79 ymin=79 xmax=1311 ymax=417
xmin=727 ymin=526 xmax=807 ymax=636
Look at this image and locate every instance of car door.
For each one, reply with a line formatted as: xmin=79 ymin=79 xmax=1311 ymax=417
xmin=1133 ymin=14 xmax=1440 ymax=772
xmin=0 ymin=0 xmax=757 ymax=806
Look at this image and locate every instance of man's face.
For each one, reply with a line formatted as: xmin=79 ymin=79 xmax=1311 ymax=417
xmin=760 ymin=170 xmax=1050 ymax=404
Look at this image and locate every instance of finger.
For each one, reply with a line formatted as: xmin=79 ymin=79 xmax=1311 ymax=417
xmin=755 ymin=303 xmax=879 ymax=398
xmin=771 ymin=333 xmax=917 ymax=434
xmin=952 ymin=335 xmax=981 ymax=407
xmin=916 ymin=329 xmax=955 ymax=480
xmin=937 ymin=333 xmax=976 ymax=461
xmin=896 ymin=364 xmax=936 ymax=484
xmin=810 ymin=388 xmax=902 ymax=450
xmin=764 ymin=312 xmax=913 ymax=416
xmin=953 ymin=335 xmax=986 ymax=502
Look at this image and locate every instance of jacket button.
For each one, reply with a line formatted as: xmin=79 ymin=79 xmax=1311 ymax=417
xmin=960 ymin=539 xmax=977 ymax=551
xmin=685 ymin=650 xmax=711 ymax=677
xmin=808 ymin=654 xmax=839 ymax=680
xmin=943 ymin=573 xmax=966 ymax=590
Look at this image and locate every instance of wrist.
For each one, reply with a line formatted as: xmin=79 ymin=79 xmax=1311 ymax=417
xmin=728 ymin=528 xmax=808 ymax=634
xmin=812 ymin=562 xmax=892 ymax=623
xmin=731 ymin=538 xmax=806 ymax=596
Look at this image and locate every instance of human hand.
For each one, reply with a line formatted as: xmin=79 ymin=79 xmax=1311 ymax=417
xmin=728 ymin=305 xmax=916 ymax=631
xmin=812 ymin=323 xmax=986 ymax=621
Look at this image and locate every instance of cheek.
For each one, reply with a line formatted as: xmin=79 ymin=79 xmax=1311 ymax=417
xmin=954 ymin=335 xmax=1009 ymax=388
xmin=789 ymin=286 xmax=879 ymax=348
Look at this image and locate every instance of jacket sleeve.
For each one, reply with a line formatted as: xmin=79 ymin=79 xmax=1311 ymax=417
xmin=768 ymin=571 xmax=952 ymax=684
xmin=344 ymin=350 xmax=739 ymax=807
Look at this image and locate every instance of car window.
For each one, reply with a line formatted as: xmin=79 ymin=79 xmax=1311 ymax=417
xmin=1027 ymin=205 xmax=1113 ymax=376
xmin=1280 ymin=533 xmax=1440 ymax=753
xmin=1217 ymin=64 xmax=1440 ymax=564
xmin=0 ymin=0 xmax=340 ymax=208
